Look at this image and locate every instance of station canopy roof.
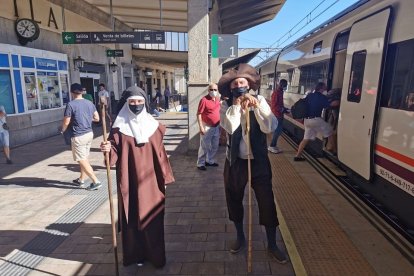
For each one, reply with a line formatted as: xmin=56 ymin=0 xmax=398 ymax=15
xmin=217 ymin=0 xmax=286 ymax=34
xmin=83 ymin=0 xmax=286 ymax=34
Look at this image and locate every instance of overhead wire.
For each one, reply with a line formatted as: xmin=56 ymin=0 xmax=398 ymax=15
xmin=250 ymin=0 xmax=342 ymax=66
xmin=268 ymin=0 xmax=340 ymax=49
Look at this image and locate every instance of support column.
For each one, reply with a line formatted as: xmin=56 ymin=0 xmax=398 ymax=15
xmin=209 ymin=2 xmax=222 ymax=83
xmin=187 ymin=0 xmax=209 ymax=151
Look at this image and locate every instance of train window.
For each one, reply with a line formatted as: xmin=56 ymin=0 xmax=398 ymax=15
xmin=298 ymin=61 xmax=329 ymax=94
xmin=381 ymin=39 xmax=414 ymax=111
xmin=313 ymin=41 xmax=322 ymax=54
xmin=334 ymin=32 xmax=349 ymax=52
xmin=286 ymin=68 xmax=300 ymax=94
xmin=347 ymin=50 xmax=366 ymax=103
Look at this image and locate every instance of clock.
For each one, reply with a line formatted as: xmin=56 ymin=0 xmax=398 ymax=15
xmin=15 ymin=18 xmax=40 ymax=45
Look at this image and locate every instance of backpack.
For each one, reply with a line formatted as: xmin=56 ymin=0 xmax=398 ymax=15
xmin=291 ymin=98 xmax=308 ymax=119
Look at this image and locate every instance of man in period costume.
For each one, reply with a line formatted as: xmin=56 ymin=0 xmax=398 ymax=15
xmin=100 ymin=86 xmax=174 ymax=267
xmin=218 ymin=63 xmax=287 ymax=263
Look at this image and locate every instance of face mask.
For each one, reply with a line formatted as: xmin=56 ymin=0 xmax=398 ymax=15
xmin=129 ymin=104 xmax=145 ymax=115
xmin=231 ymin=86 xmax=248 ymax=98
xmin=209 ymin=91 xmax=218 ymax=98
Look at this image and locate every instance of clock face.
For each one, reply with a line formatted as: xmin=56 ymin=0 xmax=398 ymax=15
xmin=15 ymin=18 xmax=40 ymax=44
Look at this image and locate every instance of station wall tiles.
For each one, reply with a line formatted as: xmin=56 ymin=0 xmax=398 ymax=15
xmin=12 ymin=55 xmax=19 ymax=67
xmin=13 ymin=70 xmax=24 ymax=113
xmin=21 ymin=56 xmax=35 ymax=68
xmin=0 ymin=53 xmax=9 ymax=67
xmin=58 ymin=61 xmax=67 ymax=71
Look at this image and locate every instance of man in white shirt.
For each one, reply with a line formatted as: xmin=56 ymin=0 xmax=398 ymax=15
xmin=98 ymin=83 xmax=111 ymax=125
xmin=218 ymin=63 xmax=287 ymax=264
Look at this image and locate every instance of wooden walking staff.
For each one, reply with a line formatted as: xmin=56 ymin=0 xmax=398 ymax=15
xmin=101 ymin=104 xmax=119 ymax=276
xmin=245 ymin=106 xmax=253 ymax=273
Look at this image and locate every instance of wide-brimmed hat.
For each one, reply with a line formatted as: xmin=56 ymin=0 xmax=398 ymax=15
xmin=218 ymin=63 xmax=260 ymax=97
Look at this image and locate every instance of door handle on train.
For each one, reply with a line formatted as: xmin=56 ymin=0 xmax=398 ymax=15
xmin=368 ymin=128 xmax=371 ymax=136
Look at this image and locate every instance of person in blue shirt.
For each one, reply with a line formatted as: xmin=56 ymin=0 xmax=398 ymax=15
xmin=61 ymin=83 xmax=102 ymax=190
xmin=294 ymin=82 xmax=334 ymax=161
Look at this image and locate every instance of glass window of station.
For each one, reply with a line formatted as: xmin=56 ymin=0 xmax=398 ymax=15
xmin=0 ymin=46 xmax=69 ymax=115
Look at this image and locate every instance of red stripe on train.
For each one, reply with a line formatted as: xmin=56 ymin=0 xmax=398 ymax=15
xmin=375 ymin=144 xmax=414 ymax=167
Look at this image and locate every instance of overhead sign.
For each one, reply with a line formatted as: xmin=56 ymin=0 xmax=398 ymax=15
xmin=62 ymin=31 xmax=165 ymax=44
xmin=211 ymin=34 xmax=238 ymax=58
xmin=106 ymin=49 xmax=124 ymax=57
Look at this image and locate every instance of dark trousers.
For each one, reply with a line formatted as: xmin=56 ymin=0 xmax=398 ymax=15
xmin=223 ymin=157 xmax=279 ymax=227
xmin=164 ymin=96 xmax=169 ymax=110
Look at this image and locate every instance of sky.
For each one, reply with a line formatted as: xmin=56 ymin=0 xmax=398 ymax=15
xmin=237 ymin=0 xmax=361 ymax=66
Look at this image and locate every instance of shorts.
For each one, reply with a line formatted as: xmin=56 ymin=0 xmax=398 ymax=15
xmin=71 ymin=132 xmax=93 ymax=161
xmin=303 ymin=117 xmax=333 ymax=140
xmin=0 ymin=131 xmax=10 ymax=147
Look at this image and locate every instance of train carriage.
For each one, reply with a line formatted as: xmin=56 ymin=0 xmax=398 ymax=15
xmin=258 ymin=0 xmax=414 ymax=235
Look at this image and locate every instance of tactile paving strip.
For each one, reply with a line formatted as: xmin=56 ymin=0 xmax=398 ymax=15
xmin=0 ymin=178 xmax=116 ymax=276
xmin=269 ymin=149 xmax=377 ymax=276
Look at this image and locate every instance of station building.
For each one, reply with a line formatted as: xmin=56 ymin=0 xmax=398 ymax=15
xmin=0 ymin=0 xmax=285 ymax=148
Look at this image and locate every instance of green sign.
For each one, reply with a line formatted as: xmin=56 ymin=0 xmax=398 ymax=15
xmin=106 ymin=49 xmax=124 ymax=57
xmin=62 ymin=32 xmax=76 ymax=44
xmin=211 ymin=34 xmax=238 ymax=58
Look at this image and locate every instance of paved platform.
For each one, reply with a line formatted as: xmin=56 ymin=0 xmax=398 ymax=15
xmin=0 ymin=112 xmax=413 ymax=275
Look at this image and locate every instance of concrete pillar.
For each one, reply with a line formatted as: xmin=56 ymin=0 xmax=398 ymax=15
xmin=187 ymin=0 xmax=209 ymax=151
xmin=209 ymin=3 xmax=222 ymax=84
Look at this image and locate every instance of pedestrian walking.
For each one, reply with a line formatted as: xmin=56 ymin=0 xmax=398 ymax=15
xmin=0 ymin=105 xmax=12 ymax=164
xmin=61 ymin=83 xmax=101 ymax=190
xmin=98 ymin=83 xmax=112 ymax=125
xmin=268 ymin=79 xmax=287 ymax=154
xmin=218 ymin=63 xmax=288 ymax=263
xmin=100 ymin=86 xmax=174 ymax=267
xmin=164 ymin=86 xmax=171 ymax=110
xmin=196 ymin=83 xmax=221 ymax=170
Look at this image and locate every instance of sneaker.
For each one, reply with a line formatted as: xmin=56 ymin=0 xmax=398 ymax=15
xmin=6 ymin=159 xmax=12 ymax=164
xmin=205 ymin=162 xmax=219 ymax=167
xmin=85 ymin=182 xmax=102 ymax=191
xmin=268 ymin=146 xmax=282 ymax=154
xmin=73 ymin=178 xmax=85 ymax=185
xmin=197 ymin=166 xmax=206 ymax=171
xmin=267 ymin=247 xmax=288 ymax=264
xmin=293 ymin=156 xmax=306 ymax=162
xmin=229 ymin=239 xmax=246 ymax=254
xmin=79 ymin=183 xmax=89 ymax=189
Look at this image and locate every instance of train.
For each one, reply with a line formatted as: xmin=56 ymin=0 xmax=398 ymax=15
xmin=257 ymin=0 xmax=414 ymax=236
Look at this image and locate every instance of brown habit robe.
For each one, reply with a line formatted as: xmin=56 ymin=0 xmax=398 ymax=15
xmin=108 ymin=124 xmax=174 ymax=267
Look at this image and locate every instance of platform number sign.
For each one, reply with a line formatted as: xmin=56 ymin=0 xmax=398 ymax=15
xmin=211 ymin=34 xmax=238 ymax=58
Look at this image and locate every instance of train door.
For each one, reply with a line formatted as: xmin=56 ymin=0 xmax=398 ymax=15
xmin=337 ymin=8 xmax=391 ymax=180
xmin=326 ymin=32 xmax=349 ymax=155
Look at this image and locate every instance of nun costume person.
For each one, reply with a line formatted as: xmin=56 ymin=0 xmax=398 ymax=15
xmin=101 ymin=86 xmax=174 ymax=267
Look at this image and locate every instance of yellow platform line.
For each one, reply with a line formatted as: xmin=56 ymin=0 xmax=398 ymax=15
xmin=275 ymin=201 xmax=308 ymax=276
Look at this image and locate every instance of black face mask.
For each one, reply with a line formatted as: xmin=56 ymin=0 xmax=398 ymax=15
xmin=129 ymin=104 xmax=145 ymax=115
xmin=231 ymin=86 xmax=248 ymax=98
